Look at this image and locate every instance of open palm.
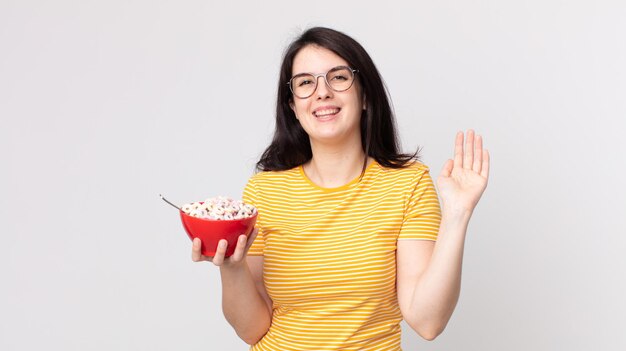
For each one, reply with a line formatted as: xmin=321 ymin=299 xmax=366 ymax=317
xmin=437 ymin=130 xmax=490 ymax=215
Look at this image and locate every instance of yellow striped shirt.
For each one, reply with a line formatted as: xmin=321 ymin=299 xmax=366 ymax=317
xmin=242 ymin=160 xmax=441 ymax=351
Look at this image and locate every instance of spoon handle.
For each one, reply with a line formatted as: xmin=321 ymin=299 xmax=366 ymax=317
xmin=159 ymin=194 xmax=182 ymax=211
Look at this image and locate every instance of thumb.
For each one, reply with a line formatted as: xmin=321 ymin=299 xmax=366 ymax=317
xmin=440 ymin=159 xmax=454 ymax=178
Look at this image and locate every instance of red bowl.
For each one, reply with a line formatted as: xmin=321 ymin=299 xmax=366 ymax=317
xmin=180 ymin=210 xmax=257 ymax=257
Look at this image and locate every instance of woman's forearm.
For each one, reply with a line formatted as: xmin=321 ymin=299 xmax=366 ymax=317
xmin=407 ymin=210 xmax=471 ymax=339
xmin=220 ymin=264 xmax=272 ymax=345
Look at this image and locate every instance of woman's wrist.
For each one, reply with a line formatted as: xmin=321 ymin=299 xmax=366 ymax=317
xmin=441 ymin=206 xmax=473 ymax=223
xmin=219 ymin=259 xmax=249 ymax=275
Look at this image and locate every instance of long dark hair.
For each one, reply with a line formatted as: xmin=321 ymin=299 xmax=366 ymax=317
xmin=256 ymin=27 xmax=419 ymax=172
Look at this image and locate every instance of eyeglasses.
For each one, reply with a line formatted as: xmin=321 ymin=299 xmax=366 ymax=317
xmin=288 ymin=66 xmax=359 ymax=99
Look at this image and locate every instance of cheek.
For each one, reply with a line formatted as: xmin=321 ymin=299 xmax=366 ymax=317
xmin=293 ymin=101 xmax=310 ymax=116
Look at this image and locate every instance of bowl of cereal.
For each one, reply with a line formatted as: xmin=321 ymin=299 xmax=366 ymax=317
xmin=177 ymin=196 xmax=257 ymax=257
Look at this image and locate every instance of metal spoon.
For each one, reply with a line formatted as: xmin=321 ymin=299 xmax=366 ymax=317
xmin=159 ymin=194 xmax=182 ymax=211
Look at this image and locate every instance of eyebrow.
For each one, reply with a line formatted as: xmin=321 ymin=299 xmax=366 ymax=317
xmin=291 ymin=65 xmax=348 ymax=77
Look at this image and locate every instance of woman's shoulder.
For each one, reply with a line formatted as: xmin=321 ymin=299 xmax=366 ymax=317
xmin=362 ymin=160 xmax=431 ymax=191
xmin=371 ymin=160 xmax=436 ymax=194
xmin=246 ymin=166 xmax=302 ymax=185
xmin=376 ymin=159 xmax=432 ymax=177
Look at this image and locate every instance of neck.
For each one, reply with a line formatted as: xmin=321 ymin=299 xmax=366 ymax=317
xmin=304 ymin=137 xmax=371 ymax=188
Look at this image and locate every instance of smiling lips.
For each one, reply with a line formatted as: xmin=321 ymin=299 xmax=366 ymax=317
xmin=313 ymin=107 xmax=341 ymax=118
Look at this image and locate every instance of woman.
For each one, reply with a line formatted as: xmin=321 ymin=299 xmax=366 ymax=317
xmin=192 ymin=27 xmax=489 ymax=350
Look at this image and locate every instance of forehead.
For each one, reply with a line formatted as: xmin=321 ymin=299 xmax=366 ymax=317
xmin=292 ymin=45 xmax=349 ymax=75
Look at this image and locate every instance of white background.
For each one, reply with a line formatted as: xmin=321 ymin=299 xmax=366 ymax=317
xmin=2 ymin=1 xmax=625 ymax=350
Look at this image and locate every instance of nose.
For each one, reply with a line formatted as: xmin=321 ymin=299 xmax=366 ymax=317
xmin=315 ymin=75 xmax=333 ymax=99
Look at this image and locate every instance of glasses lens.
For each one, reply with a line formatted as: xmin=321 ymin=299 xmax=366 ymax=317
xmin=291 ymin=74 xmax=316 ymax=98
xmin=326 ymin=67 xmax=354 ymax=92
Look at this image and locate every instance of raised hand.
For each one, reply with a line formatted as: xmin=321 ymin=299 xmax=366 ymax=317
xmin=437 ymin=130 xmax=490 ymax=216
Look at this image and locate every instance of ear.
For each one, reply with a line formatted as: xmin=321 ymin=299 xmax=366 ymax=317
xmin=362 ymin=94 xmax=367 ymax=110
xmin=289 ymin=100 xmax=298 ymax=119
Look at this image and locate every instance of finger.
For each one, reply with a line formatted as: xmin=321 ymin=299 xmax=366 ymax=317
xmin=481 ymin=149 xmax=490 ymax=179
xmin=453 ymin=131 xmax=464 ymax=169
xmin=191 ymin=238 xmax=203 ymax=262
xmin=230 ymin=235 xmax=248 ymax=262
xmin=244 ymin=228 xmax=259 ymax=252
xmin=472 ymin=134 xmax=483 ymax=174
xmin=440 ymin=159 xmax=453 ymax=178
xmin=463 ymin=129 xmax=474 ymax=170
xmin=211 ymin=240 xmax=228 ymax=266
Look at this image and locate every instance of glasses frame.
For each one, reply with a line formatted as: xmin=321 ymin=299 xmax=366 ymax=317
xmin=287 ymin=65 xmax=359 ymax=99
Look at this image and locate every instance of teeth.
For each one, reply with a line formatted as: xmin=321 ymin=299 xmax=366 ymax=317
xmin=314 ymin=108 xmax=340 ymax=117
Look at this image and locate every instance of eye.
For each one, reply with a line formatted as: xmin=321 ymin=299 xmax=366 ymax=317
xmin=298 ymin=79 xmax=314 ymax=87
xmin=330 ymin=74 xmax=348 ymax=81
xmin=328 ymin=67 xmax=352 ymax=82
xmin=292 ymin=74 xmax=315 ymax=87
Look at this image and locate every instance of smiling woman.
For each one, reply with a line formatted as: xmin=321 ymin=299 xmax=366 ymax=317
xmin=288 ymin=45 xmax=366 ymax=167
xmin=190 ymin=27 xmax=489 ymax=351
xmin=257 ymin=27 xmax=421 ymax=175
